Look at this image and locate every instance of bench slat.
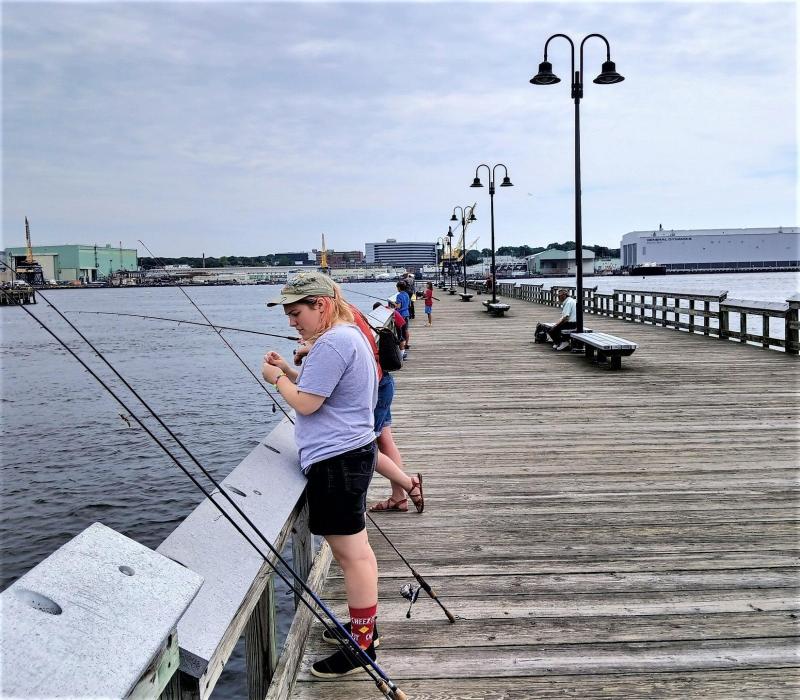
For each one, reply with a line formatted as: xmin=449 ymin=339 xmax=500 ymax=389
xmin=571 ymin=332 xmax=639 ymax=351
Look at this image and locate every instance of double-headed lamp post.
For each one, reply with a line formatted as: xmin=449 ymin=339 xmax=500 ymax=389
xmin=449 ymin=205 xmax=477 ymax=296
xmin=446 ymin=227 xmax=455 ymax=292
xmin=470 ymin=164 xmax=513 ymax=305
xmin=529 ymin=33 xmax=624 ymax=332
xmin=435 ymin=239 xmax=444 ymax=285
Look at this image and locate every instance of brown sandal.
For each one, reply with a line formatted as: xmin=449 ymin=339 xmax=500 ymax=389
xmin=408 ymin=473 xmax=424 ymax=513
xmin=369 ymin=496 xmax=408 ymax=512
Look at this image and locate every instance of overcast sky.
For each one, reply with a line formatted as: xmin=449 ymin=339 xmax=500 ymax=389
xmin=2 ymin=1 xmax=797 ymax=257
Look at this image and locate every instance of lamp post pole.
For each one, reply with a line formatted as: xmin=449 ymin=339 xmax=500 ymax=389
xmin=530 ymin=33 xmax=623 ymax=333
xmin=450 ymin=205 xmax=477 ymax=296
xmin=446 ymin=228 xmax=455 ymax=292
xmin=470 ymin=164 xmax=513 ymax=305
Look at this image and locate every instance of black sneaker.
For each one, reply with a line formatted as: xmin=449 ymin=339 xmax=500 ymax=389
xmin=321 ymin=621 xmax=380 ymax=648
xmin=310 ymin=641 xmax=376 ymax=678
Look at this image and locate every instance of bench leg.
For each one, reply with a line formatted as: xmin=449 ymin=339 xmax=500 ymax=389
xmin=584 ymin=346 xmax=595 ymax=361
xmin=610 ymin=354 xmax=622 ymax=370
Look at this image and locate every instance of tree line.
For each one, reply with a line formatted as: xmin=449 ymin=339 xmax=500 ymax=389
xmin=139 ymin=242 xmax=620 ymax=269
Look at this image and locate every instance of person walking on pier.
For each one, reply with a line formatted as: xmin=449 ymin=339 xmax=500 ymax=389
xmin=263 ymin=272 xmax=380 ymax=677
xmin=395 ymin=280 xmax=411 ymax=359
xmin=548 ymin=288 xmax=577 ymax=351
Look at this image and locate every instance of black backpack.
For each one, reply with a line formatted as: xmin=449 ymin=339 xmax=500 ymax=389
xmin=374 ymin=326 xmax=403 ymax=372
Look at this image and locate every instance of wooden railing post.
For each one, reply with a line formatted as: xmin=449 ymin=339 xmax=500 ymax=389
xmin=786 ymin=294 xmax=800 ymax=355
xmin=245 ymin=576 xmax=278 ymax=699
xmin=740 ymin=311 xmax=747 ymax=344
xmin=688 ymin=299 xmax=696 ymax=334
xmin=704 ymin=301 xmax=710 ymax=335
xmin=291 ymin=499 xmax=313 ymax=610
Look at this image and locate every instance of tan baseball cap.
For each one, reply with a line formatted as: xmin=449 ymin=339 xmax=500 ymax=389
xmin=266 ymin=272 xmax=336 ymax=307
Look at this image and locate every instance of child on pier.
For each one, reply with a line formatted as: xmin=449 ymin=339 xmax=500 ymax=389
xmin=263 ymin=272 xmax=380 ymax=678
xmin=423 ymin=281 xmax=438 ymax=326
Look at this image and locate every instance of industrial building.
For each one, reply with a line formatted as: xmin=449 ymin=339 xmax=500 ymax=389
xmin=365 ymin=239 xmax=436 ymax=271
xmin=4 ymin=244 xmax=138 ymax=282
xmin=313 ymin=249 xmax=364 ymax=268
xmin=525 ymin=249 xmax=595 ymax=276
xmin=620 ymin=227 xmax=799 ymax=272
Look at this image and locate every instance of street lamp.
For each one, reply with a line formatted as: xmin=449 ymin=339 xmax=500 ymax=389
xmin=449 ymin=205 xmax=477 ymax=297
xmin=446 ymin=227 xmax=455 ymax=293
xmin=529 ymin=33 xmax=623 ymax=332
xmin=435 ymin=238 xmax=445 ymax=285
xmin=470 ymin=164 xmax=513 ymax=304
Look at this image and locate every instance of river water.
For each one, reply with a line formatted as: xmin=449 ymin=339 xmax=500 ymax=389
xmin=0 ymin=272 xmax=796 ymax=695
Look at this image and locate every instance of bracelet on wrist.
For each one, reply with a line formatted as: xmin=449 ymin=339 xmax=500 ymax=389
xmin=273 ymin=371 xmax=286 ymax=389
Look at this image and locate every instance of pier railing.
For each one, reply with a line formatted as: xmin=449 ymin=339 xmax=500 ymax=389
xmin=471 ymin=282 xmax=800 ymax=354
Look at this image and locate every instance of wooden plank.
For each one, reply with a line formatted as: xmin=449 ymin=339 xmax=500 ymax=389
xmin=293 ymin=668 xmax=800 ymax=699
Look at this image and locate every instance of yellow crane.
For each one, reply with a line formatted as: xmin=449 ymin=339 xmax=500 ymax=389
xmin=453 ymin=236 xmax=480 ymax=262
xmin=319 ymin=234 xmax=329 ymax=275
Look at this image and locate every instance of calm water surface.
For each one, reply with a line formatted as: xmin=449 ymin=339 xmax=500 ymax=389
xmin=0 ymin=282 xmax=396 ymax=697
xmin=1 ymin=272 xmax=796 ymax=694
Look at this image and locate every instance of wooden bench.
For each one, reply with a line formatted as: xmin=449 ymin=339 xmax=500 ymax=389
xmin=482 ymin=300 xmax=510 ymax=317
xmin=459 ymin=292 xmax=473 ymax=302
xmin=448 ymin=288 xmax=457 ymax=295
xmin=569 ymin=331 xmax=638 ymax=370
xmin=535 ymin=322 xmax=592 ymax=344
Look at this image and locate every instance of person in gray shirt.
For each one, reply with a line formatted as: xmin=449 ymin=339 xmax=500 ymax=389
xmin=263 ymin=272 xmax=381 ymax=678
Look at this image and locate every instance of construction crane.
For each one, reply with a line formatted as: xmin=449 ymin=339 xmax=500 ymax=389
xmin=15 ymin=218 xmax=45 ymax=286
xmin=453 ymin=236 xmax=480 ymax=262
xmin=319 ymin=234 xmax=329 ymax=275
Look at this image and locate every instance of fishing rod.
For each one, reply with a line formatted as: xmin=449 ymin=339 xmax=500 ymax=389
xmin=367 ymin=514 xmax=456 ymax=623
xmin=70 ymin=310 xmax=300 ymax=341
xmin=340 ymin=285 xmax=398 ymax=303
xmin=1 ymin=287 xmax=406 ymax=700
xmin=137 ymin=240 xmax=293 ymax=421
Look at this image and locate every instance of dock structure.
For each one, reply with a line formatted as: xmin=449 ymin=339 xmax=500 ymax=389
xmin=289 ymin=290 xmax=800 ymax=699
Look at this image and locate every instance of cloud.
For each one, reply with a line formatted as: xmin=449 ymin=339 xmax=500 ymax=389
xmin=2 ymin=1 xmax=796 ymax=254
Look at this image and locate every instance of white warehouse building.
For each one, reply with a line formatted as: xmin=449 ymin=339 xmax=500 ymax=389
xmin=365 ymin=239 xmax=437 ymax=271
xmin=620 ymin=227 xmax=799 ymax=272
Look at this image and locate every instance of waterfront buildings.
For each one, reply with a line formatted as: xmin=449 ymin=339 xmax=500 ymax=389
xmin=525 ymin=249 xmax=595 ymax=276
xmin=4 ymin=244 xmax=138 ymax=282
xmin=313 ymin=249 xmax=364 ymax=268
xmin=365 ymin=239 xmax=436 ymax=271
xmin=620 ymin=227 xmax=799 ymax=272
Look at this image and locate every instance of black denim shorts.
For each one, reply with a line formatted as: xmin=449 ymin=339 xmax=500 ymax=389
xmin=306 ymin=441 xmax=377 ymax=536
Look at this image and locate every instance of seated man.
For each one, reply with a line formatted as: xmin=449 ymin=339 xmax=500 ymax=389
xmin=548 ymin=288 xmax=577 ymax=351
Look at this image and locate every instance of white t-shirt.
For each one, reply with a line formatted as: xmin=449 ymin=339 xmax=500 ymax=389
xmin=561 ymin=296 xmax=577 ymax=323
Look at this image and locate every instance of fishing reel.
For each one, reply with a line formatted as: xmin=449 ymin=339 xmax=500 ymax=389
xmin=400 ymin=583 xmax=421 ymax=618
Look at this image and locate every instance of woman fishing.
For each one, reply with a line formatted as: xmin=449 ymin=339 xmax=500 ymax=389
xmin=261 ymin=272 xmax=380 ymax=678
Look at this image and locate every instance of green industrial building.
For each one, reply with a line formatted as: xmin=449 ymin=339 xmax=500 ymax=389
xmin=4 ymin=244 xmax=138 ymax=282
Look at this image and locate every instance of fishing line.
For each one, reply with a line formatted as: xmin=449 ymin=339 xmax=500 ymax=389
xmin=70 ymin=310 xmax=300 ymax=340
xmin=1 ymin=286 xmax=406 ymax=700
xmin=340 ymin=285 xmax=398 ymax=303
xmin=137 ymin=240 xmax=293 ymax=421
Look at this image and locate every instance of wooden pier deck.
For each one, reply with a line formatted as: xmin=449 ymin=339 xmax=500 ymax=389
xmin=291 ymin=290 xmax=800 ymax=699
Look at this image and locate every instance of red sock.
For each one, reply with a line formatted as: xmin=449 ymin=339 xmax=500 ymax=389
xmin=349 ymin=604 xmax=377 ymax=649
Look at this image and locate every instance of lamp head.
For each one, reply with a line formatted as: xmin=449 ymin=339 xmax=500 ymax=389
xmin=500 ymin=176 xmax=513 ymax=187
xmin=468 ymin=212 xmax=477 ymax=222
xmin=530 ymin=60 xmax=560 ymax=85
xmin=450 ymin=213 xmax=458 ymax=222
xmin=470 ymin=177 xmax=483 ymax=188
xmin=593 ymin=60 xmax=624 ymax=84
xmin=447 ymin=226 xmax=454 ymax=239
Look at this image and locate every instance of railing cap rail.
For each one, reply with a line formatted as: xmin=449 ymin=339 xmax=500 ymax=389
xmin=1 ymin=522 xmax=203 ymax=698
xmin=721 ymin=298 xmax=790 ymax=315
xmin=614 ymin=288 xmax=728 ymax=301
